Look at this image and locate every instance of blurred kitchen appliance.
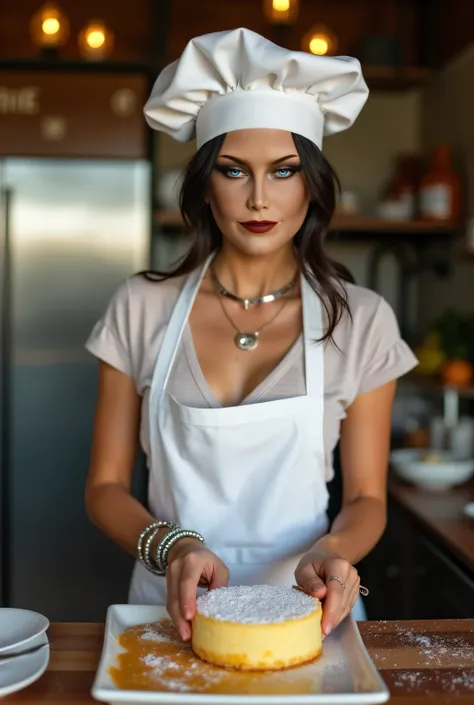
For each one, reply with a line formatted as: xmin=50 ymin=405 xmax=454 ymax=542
xmin=0 ymin=69 xmax=151 ymax=620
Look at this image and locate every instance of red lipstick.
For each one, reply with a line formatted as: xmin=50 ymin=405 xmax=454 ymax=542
xmin=239 ymin=221 xmax=278 ymax=233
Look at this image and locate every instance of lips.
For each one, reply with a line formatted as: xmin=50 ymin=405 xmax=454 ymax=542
xmin=240 ymin=221 xmax=278 ymax=233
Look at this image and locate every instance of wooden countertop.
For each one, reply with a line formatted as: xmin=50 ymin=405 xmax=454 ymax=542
xmin=389 ymin=477 xmax=474 ymax=572
xmin=4 ymin=620 xmax=474 ymax=703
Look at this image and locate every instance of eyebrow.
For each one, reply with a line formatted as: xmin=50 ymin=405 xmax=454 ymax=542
xmin=218 ymin=154 xmax=299 ymax=167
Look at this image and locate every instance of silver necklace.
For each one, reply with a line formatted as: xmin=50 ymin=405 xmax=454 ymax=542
xmin=217 ymin=296 xmax=288 ymax=351
xmin=211 ymin=266 xmax=298 ymax=310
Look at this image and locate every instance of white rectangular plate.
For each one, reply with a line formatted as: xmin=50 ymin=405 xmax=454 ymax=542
xmin=91 ymin=605 xmax=389 ymax=705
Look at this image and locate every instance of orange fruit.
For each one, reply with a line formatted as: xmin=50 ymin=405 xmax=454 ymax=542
xmin=441 ymin=359 xmax=474 ymax=386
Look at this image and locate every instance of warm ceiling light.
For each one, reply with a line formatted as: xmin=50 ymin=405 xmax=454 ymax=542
xmin=30 ymin=2 xmax=69 ymax=48
xmin=310 ymin=36 xmax=329 ymax=55
xmin=87 ymin=30 xmax=105 ymax=49
xmin=302 ymin=25 xmax=338 ymax=55
xmin=78 ymin=19 xmax=114 ymax=60
xmin=42 ymin=18 xmax=60 ymax=35
xmin=263 ymin=0 xmax=299 ymax=24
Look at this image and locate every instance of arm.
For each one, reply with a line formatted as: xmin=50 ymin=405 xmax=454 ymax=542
xmin=85 ymin=360 xmax=165 ymax=556
xmin=85 ymin=360 xmax=228 ymax=640
xmin=295 ymin=379 xmax=396 ymax=633
xmin=316 ymin=378 xmax=396 ymax=561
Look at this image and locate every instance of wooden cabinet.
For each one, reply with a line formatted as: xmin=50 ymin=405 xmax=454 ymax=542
xmin=357 ymin=499 xmax=415 ymax=620
xmin=359 ymin=498 xmax=474 ymax=620
xmin=414 ymin=535 xmax=474 ymax=618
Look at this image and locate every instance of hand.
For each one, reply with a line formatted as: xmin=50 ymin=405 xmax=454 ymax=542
xmin=166 ymin=538 xmax=229 ymax=642
xmin=295 ymin=547 xmax=361 ymax=636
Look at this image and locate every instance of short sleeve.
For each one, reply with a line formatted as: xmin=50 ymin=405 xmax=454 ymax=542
xmin=357 ymin=297 xmax=419 ymax=396
xmin=85 ymin=280 xmax=133 ymax=379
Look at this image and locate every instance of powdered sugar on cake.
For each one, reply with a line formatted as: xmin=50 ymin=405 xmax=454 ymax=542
xmin=196 ymin=585 xmax=319 ymax=624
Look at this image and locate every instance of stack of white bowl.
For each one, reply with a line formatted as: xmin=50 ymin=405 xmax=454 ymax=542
xmin=0 ymin=608 xmax=50 ymax=697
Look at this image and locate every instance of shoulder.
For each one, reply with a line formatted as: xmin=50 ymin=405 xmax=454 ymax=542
xmin=325 ymin=281 xmax=418 ymax=401
xmin=330 ymin=280 xmax=402 ymax=352
xmin=344 ymin=282 xmax=386 ymax=318
xmin=85 ymin=271 xmax=190 ymax=387
xmin=125 ymin=271 xmax=188 ymax=318
xmin=94 ymin=270 xmax=189 ymax=343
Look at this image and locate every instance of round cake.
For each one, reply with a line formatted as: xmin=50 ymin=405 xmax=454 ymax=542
xmin=191 ymin=585 xmax=322 ymax=671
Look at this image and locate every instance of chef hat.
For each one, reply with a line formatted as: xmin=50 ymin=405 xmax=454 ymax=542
xmin=144 ymin=27 xmax=369 ymax=149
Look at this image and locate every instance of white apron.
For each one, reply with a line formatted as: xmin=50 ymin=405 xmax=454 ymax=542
xmin=129 ymin=255 xmax=366 ymax=620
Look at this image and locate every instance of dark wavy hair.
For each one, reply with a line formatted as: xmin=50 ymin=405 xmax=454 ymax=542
xmin=144 ymin=133 xmax=353 ymax=343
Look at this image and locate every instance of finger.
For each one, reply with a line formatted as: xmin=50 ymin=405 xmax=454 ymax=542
xmin=208 ymin=561 xmax=230 ymax=591
xmin=166 ymin=562 xmax=191 ymax=642
xmin=326 ymin=567 xmax=359 ymax=632
xmin=339 ymin=579 xmax=360 ymax=625
xmin=338 ymin=569 xmax=359 ymax=614
xmin=296 ymin=565 xmax=327 ymax=598
xmin=179 ymin=556 xmax=204 ymax=622
xmin=321 ymin=577 xmax=348 ymax=636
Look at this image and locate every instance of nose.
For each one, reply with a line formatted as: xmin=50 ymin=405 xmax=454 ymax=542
xmin=246 ymin=173 xmax=269 ymax=212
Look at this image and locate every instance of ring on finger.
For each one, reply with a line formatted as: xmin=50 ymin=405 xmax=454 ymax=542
xmin=327 ymin=575 xmax=346 ymax=590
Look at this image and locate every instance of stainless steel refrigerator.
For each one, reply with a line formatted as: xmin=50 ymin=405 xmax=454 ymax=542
xmin=0 ymin=158 xmax=150 ymax=621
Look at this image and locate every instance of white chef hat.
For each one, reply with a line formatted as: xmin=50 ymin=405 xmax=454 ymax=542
xmin=144 ymin=27 xmax=369 ymax=149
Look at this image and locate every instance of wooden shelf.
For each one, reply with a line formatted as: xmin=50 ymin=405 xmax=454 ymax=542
xmin=154 ymin=210 xmax=461 ymax=235
xmin=362 ymin=65 xmax=432 ymax=90
xmin=330 ymin=217 xmax=461 ymax=233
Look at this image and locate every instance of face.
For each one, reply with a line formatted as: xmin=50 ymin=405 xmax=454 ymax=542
xmin=206 ymin=129 xmax=310 ymax=258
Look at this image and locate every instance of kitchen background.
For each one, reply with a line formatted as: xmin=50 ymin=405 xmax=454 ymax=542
xmin=0 ymin=0 xmax=473 ymax=622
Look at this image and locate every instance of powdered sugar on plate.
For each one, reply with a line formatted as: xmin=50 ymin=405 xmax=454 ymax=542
xmin=140 ymin=625 xmax=171 ymax=643
xmin=142 ymin=654 xmax=180 ymax=670
xmin=196 ymin=585 xmax=319 ymax=624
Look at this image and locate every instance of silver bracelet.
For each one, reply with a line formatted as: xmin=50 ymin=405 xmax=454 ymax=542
xmin=157 ymin=528 xmax=205 ymax=574
xmin=137 ymin=521 xmax=177 ymax=575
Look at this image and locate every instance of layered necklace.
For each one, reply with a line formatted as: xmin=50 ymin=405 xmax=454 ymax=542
xmin=210 ymin=265 xmax=298 ymax=351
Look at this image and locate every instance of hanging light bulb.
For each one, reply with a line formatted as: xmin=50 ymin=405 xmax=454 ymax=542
xmin=263 ymin=0 xmax=299 ymax=24
xmin=78 ymin=19 xmax=114 ymax=60
xmin=29 ymin=2 xmax=69 ymax=50
xmin=302 ymin=25 xmax=338 ymax=56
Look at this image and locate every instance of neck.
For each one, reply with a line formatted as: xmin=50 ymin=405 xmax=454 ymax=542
xmin=212 ymin=245 xmax=299 ymax=299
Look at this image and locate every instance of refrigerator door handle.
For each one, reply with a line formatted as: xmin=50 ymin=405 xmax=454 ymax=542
xmin=0 ymin=187 xmax=12 ymax=606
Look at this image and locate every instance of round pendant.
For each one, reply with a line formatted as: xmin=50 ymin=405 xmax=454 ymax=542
xmin=235 ymin=332 xmax=259 ymax=351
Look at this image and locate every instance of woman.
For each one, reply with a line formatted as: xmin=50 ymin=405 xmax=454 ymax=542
xmin=85 ymin=28 xmax=418 ymax=643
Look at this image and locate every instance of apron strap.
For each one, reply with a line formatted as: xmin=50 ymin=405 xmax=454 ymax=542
xmin=150 ymin=254 xmax=214 ymax=402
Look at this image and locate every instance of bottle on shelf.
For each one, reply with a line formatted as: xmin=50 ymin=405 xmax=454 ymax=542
xmin=419 ymin=145 xmax=461 ymax=222
xmin=377 ymin=152 xmax=422 ymax=221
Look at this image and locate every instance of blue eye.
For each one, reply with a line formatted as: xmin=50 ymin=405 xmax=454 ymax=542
xmin=228 ymin=168 xmax=243 ymax=177
xmin=276 ymin=168 xmax=293 ymax=178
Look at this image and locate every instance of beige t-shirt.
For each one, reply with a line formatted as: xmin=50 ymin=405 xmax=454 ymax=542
xmin=85 ymin=272 xmax=418 ymax=481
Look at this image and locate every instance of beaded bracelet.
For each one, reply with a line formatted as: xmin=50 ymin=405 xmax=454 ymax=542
xmin=137 ymin=521 xmax=177 ymax=576
xmin=156 ymin=528 xmax=205 ymax=574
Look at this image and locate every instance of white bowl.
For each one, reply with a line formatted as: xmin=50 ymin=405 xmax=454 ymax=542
xmin=0 ymin=632 xmax=50 ymax=698
xmin=0 ymin=609 xmax=49 ymax=654
xmin=390 ymin=448 xmax=423 ymax=470
xmin=391 ymin=449 xmax=474 ymax=491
